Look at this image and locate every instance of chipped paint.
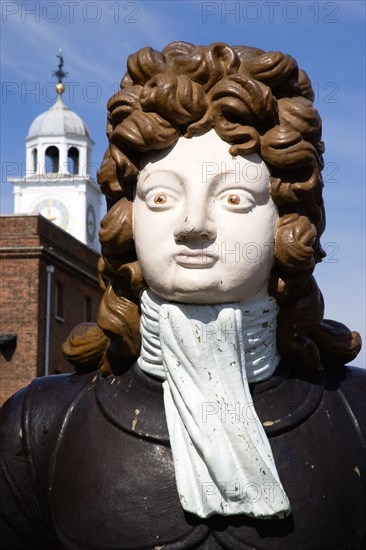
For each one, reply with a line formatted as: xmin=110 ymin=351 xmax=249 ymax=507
xmin=91 ymin=375 xmax=98 ymax=383
xmin=354 ymin=466 xmax=361 ymax=477
xmin=131 ymin=409 xmax=140 ymax=431
xmin=263 ymin=419 xmax=280 ymax=427
xmin=19 ymin=428 xmax=23 ymax=438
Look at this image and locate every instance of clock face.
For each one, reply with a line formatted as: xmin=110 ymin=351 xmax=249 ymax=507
xmin=33 ymin=198 xmax=70 ymax=230
xmin=86 ymin=203 xmax=96 ymax=243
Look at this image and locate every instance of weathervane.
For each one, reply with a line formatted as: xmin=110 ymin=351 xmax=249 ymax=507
xmin=53 ymin=48 xmax=68 ymax=96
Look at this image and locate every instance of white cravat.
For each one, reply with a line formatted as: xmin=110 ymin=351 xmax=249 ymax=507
xmin=137 ymin=289 xmax=291 ymax=519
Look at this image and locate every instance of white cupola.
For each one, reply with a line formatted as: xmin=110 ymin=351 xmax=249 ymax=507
xmin=9 ymin=51 xmax=102 ymax=251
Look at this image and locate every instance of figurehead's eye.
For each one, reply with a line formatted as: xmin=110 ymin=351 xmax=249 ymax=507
xmin=154 ymin=194 xmax=167 ymax=204
xmin=227 ymin=194 xmax=241 ymax=205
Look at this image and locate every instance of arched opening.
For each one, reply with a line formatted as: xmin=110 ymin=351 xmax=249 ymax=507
xmin=67 ymin=147 xmax=79 ymax=175
xmin=32 ymin=148 xmax=38 ymax=172
xmin=45 ymin=146 xmax=59 ymax=173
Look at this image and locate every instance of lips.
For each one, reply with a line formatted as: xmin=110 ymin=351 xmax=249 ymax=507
xmin=175 ymin=250 xmax=218 ymax=269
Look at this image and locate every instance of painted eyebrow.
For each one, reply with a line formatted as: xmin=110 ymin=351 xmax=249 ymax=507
xmin=210 ymin=171 xmax=259 ymax=191
xmin=140 ymin=169 xmax=184 ymax=188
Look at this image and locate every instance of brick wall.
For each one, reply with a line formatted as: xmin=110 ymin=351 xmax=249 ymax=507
xmin=0 ymin=215 xmax=103 ymax=405
xmin=0 ymin=252 xmax=40 ymax=403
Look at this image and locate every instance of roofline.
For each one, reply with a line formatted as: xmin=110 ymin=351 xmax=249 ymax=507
xmin=7 ymin=176 xmax=99 ymax=186
xmin=25 ymin=134 xmax=94 ymax=145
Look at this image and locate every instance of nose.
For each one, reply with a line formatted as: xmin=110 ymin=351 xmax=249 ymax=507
xmin=174 ymin=204 xmax=216 ymax=242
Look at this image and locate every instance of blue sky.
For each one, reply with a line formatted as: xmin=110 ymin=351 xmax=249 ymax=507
xmin=1 ymin=0 xmax=365 ymax=367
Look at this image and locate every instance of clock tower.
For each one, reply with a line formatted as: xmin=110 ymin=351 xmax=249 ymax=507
xmin=9 ymin=52 xmax=101 ymax=251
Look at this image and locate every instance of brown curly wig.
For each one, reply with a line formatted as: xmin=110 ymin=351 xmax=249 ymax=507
xmin=63 ymin=42 xmax=361 ymax=376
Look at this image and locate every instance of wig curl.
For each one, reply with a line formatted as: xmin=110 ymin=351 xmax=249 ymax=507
xmin=63 ymin=42 xmax=361 ymax=375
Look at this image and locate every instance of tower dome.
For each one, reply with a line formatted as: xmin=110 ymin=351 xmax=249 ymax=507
xmin=27 ymin=96 xmax=91 ymax=139
xmin=9 ymin=50 xmax=101 ymax=251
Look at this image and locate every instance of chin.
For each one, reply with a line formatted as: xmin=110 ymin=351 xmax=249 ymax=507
xmin=149 ymin=284 xmax=215 ymax=305
xmin=150 ymin=280 xmax=271 ymax=305
xmin=151 ymin=285 xmax=243 ymax=305
xmin=147 ymin=270 xmax=270 ymax=304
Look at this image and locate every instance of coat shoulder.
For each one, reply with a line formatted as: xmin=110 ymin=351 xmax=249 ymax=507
xmin=0 ymin=371 xmax=99 ymax=548
xmin=337 ymin=365 xmax=366 ymax=437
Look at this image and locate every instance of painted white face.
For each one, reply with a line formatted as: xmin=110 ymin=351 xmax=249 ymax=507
xmin=133 ymin=130 xmax=278 ymax=304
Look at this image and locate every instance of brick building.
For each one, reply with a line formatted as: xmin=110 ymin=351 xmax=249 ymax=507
xmin=0 ymin=215 xmax=103 ymax=405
